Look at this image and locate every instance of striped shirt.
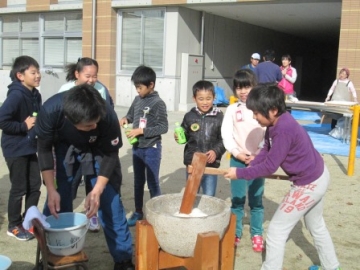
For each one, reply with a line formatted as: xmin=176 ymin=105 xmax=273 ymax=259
xmin=125 ymin=91 xmax=168 ymax=148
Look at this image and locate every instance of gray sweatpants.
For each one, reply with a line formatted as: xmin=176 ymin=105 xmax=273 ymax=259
xmin=261 ymin=166 xmax=340 ymax=270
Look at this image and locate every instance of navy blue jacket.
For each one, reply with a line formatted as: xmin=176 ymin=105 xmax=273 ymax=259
xmin=255 ymin=61 xmax=282 ymax=83
xmin=35 ymin=91 xmax=123 ymax=191
xmin=0 ymin=81 xmax=42 ymax=158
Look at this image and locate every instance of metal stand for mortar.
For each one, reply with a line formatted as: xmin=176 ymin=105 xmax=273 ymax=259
xmin=135 ymin=213 xmax=236 ymax=270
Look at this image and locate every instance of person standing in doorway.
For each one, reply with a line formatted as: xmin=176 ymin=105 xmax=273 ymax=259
xmin=278 ymin=54 xmax=298 ymax=102
xmin=255 ymin=49 xmax=282 ymax=84
xmin=241 ymin=53 xmax=261 ymax=71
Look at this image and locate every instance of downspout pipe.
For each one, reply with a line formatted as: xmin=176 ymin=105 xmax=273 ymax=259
xmin=91 ymin=0 xmax=96 ymax=59
xmin=201 ymin=11 xmax=205 ymax=79
xmin=200 ymin=11 xmax=205 ymax=56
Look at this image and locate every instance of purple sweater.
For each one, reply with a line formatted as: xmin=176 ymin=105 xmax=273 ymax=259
xmin=236 ymin=112 xmax=324 ymax=185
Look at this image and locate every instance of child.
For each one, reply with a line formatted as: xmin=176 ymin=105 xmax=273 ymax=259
xmin=224 ymin=84 xmax=341 ymax=270
xmin=278 ymin=54 xmax=298 ymax=102
xmin=119 ymin=65 xmax=168 ymax=227
xmin=0 ymin=55 xmax=42 ymax=241
xmin=177 ymin=80 xmax=225 ymax=197
xmin=58 ymin=57 xmax=114 ymax=232
xmin=221 ymin=69 xmax=266 ymax=250
xmin=58 ymin=57 xmax=114 ymax=106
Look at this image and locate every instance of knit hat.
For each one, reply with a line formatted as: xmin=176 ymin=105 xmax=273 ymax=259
xmin=340 ymin=67 xmax=350 ymax=78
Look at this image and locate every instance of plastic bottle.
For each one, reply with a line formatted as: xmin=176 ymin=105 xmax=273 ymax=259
xmin=123 ymin=124 xmax=138 ymax=145
xmin=175 ymin=122 xmax=187 ymax=144
xmin=32 ymin=112 xmax=38 ymax=138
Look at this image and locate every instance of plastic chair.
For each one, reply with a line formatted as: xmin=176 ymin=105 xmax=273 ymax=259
xmin=32 ymin=218 xmax=89 ymax=270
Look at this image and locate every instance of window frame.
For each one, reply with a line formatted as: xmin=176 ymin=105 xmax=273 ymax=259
xmin=0 ymin=11 xmax=82 ymax=69
xmin=117 ymin=8 xmax=166 ymax=76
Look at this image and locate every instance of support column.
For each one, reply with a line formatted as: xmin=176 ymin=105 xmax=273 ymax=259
xmin=338 ymin=0 xmax=360 ymax=99
xmin=83 ymin=0 xmax=116 ymax=101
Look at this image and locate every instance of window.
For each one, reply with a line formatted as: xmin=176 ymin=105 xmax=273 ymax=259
xmin=43 ymin=12 xmax=82 ymax=67
xmin=0 ymin=11 xmax=82 ymax=68
xmin=3 ymin=39 xmax=19 ymax=65
xmin=119 ymin=9 xmax=165 ymax=73
xmin=1 ymin=14 xmax=39 ymax=65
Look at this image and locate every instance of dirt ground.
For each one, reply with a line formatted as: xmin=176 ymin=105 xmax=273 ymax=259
xmin=0 ymin=109 xmax=359 ymax=270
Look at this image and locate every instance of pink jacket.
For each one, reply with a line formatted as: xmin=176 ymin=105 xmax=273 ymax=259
xmin=278 ymin=66 xmax=297 ymax=94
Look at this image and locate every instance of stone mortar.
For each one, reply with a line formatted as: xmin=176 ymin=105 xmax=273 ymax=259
xmin=145 ymin=193 xmax=231 ymax=257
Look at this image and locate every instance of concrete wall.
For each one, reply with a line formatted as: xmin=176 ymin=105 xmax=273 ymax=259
xmin=202 ymin=13 xmax=338 ymax=100
xmin=116 ymin=7 xmax=202 ymax=111
xmin=0 ymin=69 xmax=66 ymax=103
xmin=0 ymin=1 xmax=343 ymax=108
xmin=116 ymin=6 xmax=338 ymax=111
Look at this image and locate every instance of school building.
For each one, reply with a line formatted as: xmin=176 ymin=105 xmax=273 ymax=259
xmin=0 ymin=0 xmax=358 ymax=111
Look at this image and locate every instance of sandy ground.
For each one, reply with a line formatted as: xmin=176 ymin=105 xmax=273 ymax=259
xmin=0 ymin=107 xmax=359 ymax=270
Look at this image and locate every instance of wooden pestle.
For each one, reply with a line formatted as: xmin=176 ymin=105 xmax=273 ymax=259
xmin=187 ymin=165 xmax=290 ymax=181
xmin=179 ymin=152 xmax=208 ymax=214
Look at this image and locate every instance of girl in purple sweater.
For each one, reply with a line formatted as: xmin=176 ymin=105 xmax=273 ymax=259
xmin=225 ymin=84 xmax=341 ymax=270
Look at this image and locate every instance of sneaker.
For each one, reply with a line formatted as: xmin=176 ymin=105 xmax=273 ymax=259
xmin=308 ymin=266 xmax=341 ymax=270
xmin=7 ymin=225 xmax=34 ymax=241
xmin=308 ymin=266 xmax=321 ymax=270
xmin=251 ymin=235 xmax=264 ymax=252
xmin=27 ymin=226 xmax=34 ymax=235
xmin=114 ymin=260 xmax=134 ymax=270
xmin=89 ymin=215 xmax=101 ymax=232
xmin=288 ymin=95 xmax=299 ymax=102
xmin=79 ymin=178 xmax=85 ymax=186
xmin=127 ymin=212 xmax=143 ymax=227
xmin=234 ymin=236 xmax=241 ymax=247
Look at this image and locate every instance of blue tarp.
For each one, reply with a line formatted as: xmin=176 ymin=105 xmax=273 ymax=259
xmin=292 ymin=110 xmax=360 ymax=157
xmin=213 ymin=86 xmax=229 ymax=106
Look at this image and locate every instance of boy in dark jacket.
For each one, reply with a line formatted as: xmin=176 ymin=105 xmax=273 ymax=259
xmin=0 ymin=55 xmax=42 ymax=241
xmin=177 ymin=80 xmax=225 ymax=196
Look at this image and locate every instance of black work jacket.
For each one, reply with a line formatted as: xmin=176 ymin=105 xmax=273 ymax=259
xmin=181 ymin=107 xmax=225 ymax=167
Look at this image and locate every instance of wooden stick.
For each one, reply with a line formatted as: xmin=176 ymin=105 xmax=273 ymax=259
xmin=187 ymin=165 xmax=289 ymax=181
xmin=179 ymin=153 xmax=207 ymax=214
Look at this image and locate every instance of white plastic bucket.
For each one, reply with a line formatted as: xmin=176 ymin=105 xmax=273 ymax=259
xmin=45 ymin=212 xmax=89 ymax=256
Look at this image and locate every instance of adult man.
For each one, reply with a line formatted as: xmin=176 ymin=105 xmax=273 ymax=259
xmin=241 ymin=53 xmax=261 ymax=71
xmin=35 ymin=84 xmax=134 ymax=270
xmin=255 ymin=49 xmax=282 ymax=84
